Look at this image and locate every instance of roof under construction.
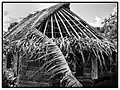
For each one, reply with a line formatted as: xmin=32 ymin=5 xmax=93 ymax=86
xmin=4 ymin=3 xmax=103 ymax=41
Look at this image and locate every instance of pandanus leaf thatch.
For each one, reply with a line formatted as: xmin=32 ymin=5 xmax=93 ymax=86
xmin=7 ymin=28 xmax=82 ymax=87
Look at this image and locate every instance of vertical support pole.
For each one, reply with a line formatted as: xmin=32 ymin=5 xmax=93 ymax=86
xmin=75 ymin=52 xmax=84 ymax=77
xmin=91 ymin=57 xmax=98 ymax=79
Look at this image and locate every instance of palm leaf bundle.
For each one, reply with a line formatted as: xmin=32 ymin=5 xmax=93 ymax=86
xmin=4 ymin=28 xmax=82 ymax=87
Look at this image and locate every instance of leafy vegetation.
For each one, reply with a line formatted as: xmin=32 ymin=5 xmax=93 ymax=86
xmin=8 ymin=22 xmax=18 ymax=32
xmin=3 ymin=28 xmax=82 ymax=87
xmin=95 ymin=6 xmax=117 ymax=49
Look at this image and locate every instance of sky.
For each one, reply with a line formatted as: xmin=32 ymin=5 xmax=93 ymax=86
xmin=3 ymin=3 xmax=117 ymax=32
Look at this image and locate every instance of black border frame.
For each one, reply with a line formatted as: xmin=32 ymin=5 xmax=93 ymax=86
xmin=1 ymin=1 xmax=119 ymax=88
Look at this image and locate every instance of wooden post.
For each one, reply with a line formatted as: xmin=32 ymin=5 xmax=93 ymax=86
xmin=75 ymin=52 xmax=84 ymax=77
xmin=91 ymin=56 xmax=98 ymax=79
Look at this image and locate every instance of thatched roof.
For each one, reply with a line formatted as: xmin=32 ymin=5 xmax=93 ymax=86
xmin=4 ymin=3 xmax=70 ymax=39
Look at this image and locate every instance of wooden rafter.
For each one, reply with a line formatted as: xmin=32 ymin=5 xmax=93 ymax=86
xmin=54 ymin=14 xmax=64 ymax=40
xmin=51 ymin=15 xmax=54 ymax=38
xmin=60 ymin=9 xmax=89 ymax=39
xmin=4 ymin=12 xmax=39 ymax=39
xmin=64 ymin=8 xmax=98 ymax=39
xmin=62 ymin=8 xmax=99 ymax=39
xmin=44 ymin=20 xmax=48 ymax=35
xmin=56 ymin=12 xmax=71 ymax=36
xmin=38 ymin=23 xmax=42 ymax=31
xmin=56 ymin=11 xmax=77 ymax=39
xmin=31 ymin=12 xmax=45 ymax=28
xmin=58 ymin=10 xmax=80 ymax=39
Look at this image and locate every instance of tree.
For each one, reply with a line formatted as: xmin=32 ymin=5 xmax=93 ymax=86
xmin=100 ymin=6 xmax=117 ymax=43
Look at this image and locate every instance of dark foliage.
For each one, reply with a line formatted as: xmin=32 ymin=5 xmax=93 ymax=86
xmin=8 ymin=22 xmax=18 ymax=32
